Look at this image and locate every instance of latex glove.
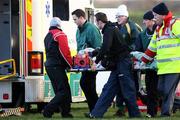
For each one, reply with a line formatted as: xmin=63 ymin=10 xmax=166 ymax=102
xmin=91 ymin=62 xmax=97 ymax=71
xmin=140 ymin=61 xmax=146 ymax=69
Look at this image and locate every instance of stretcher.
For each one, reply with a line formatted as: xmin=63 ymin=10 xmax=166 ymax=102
xmin=68 ymin=67 xmax=106 ymax=72
xmin=70 ymin=58 xmax=106 ymax=72
xmin=71 ymin=48 xmax=106 ymax=72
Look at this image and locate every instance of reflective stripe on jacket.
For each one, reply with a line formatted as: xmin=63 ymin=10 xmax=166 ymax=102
xmin=143 ymin=12 xmax=180 ymax=74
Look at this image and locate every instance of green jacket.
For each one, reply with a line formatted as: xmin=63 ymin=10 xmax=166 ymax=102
xmin=76 ymin=21 xmax=102 ymax=51
xmin=136 ymin=24 xmax=156 ymax=52
xmin=113 ymin=19 xmax=140 ymax=51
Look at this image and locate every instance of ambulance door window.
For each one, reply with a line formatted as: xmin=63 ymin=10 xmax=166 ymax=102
xmin=53 ymin=0 xmax=69 ymax=21
xmin=0 ymin=0 xmax=11 ymax=61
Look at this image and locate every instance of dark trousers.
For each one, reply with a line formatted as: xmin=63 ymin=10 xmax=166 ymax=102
xmin=115 ymin=67 xmax=139 ymax=111
xmin=158 ymin=73 xmax=180 ymax=116
xmin=80 ymin=71 xmax=98 ymax=112
xmin=133 ymin=70 xmax=140 ymax=95
xmin=145 ymin=70 xmax=159 ymax=116
xmin=91 ymin=57 xmax=140 ymax=117
xmin=44 ymin=66 xmax=72 ymax=116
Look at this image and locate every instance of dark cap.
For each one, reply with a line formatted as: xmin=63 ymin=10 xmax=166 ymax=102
xmin=152 ymin=2 xmax=169 ymax=15
xmin=143 ymin=11 xmax=154 ymax=20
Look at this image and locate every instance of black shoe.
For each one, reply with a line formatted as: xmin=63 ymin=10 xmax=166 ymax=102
xmin=62 ymin=113 xmax=73 ymax=118
xmin=84 ymin=113 xmax=96 ymax=119
xmin=113 ymin=110 xmax=125 ymax=117
xmin=42 ymin=111 xmax=52 ymax=118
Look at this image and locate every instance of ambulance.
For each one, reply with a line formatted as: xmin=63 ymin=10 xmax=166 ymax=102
xmin=0 ymin=0 xmax=96 ymax=110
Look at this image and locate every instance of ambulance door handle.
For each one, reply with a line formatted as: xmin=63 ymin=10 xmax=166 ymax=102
xmin=3 ymin=3 xmax=9 ymax=6
xmin=3 ymin=21 xmax=9 ymax=24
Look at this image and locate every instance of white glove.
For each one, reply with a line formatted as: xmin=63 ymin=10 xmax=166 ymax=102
xmin=92 ymin=57 xmax=96 ymax=62
xmin=140 ymin=61 xmax=146 ymax=69
xmin=130 ymin=51 xmax=140 ymax=56
xmin=134 ymin=61 xmax=140 ymax=69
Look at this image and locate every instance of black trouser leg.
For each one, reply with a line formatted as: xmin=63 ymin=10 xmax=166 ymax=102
xmin=132 ymin=70 xmax=139 ymax=95
xmin=44 ymin=67 xmax=71 ymax=116
xmin=145 ymin=70 xmax=158 ymax=116
xmin=80 ymin=71 xmax=98 ymax=112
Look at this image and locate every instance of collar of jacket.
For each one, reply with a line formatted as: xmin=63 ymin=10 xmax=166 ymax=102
xmin=163 ymin=11 xmax=173 ymax=28
xmin=49 ymin=26 xmax=62 ymax=31
xmin=102 ymin=21 xmax=112 ymax=34
xmin=78 ymin=20 xmax=88 ymax=33
xmin=146 ymin=24 xmax=157 ymax=35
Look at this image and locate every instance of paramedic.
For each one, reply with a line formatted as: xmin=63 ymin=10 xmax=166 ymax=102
xmin=141 ymin=3 xmax=180 ymax=116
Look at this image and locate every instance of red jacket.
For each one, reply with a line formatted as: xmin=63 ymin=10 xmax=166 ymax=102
xmin=44 ymin=27 xmax=72 ymax=68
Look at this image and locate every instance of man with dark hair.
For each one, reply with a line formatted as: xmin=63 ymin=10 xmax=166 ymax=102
xmin=141 ymin=2 xmax=180 ymax=116
xmin=86 ymin=12 xmax=140 ymax=118
xmin=71 ymin=9 xmax=102 ymax=113
xmin=43 ymin=17 xmax=73 ymax=118
xmin=135 ymin=11 xmax=159 ymax=118
xmin=72 ymin=9 xmax=86 ymax=21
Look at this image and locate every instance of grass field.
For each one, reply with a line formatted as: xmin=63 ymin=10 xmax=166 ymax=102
xmin=1 ymin=102 xmax=180 ymax=120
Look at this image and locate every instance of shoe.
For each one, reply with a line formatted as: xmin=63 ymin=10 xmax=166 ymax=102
xmin=146 ymin=113 xmax=157 ymax=118
xmin=84 ymin=113 xmax=96 ymax=119
xmin=42 ymin=110 xmax=52 ymax=118
xmin=43 ymin=112 xmax=52 ymax=118
xmin=62 ymin=113 xmax=73 ymax=118
xmin=84 ymin=112 xmax=89 ymax=117
xmin=113 ymin=109 xmax=125 ymax=117
xmin=146 ymin=114 xmax=152 ymax=118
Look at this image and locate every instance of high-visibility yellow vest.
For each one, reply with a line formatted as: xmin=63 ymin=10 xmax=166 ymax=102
xmin=148 ymin=18 xmax=180 ymax=75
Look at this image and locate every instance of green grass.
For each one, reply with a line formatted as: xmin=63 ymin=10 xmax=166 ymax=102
xmin=1 ymin=102 xmax=180 ymax=120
